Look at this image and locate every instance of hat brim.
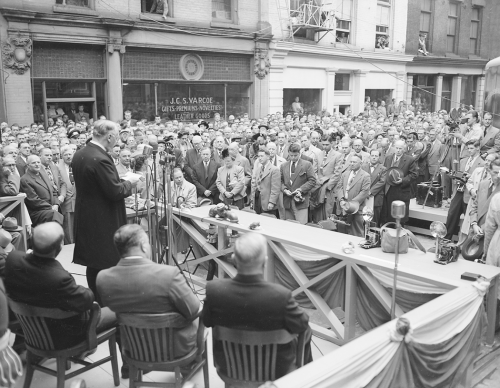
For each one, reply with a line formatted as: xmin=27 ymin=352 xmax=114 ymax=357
xmin=462 ymin=234 xmax=484 ymax=261
xmin=385 ymin=167 xmax=405 ymax=187
xmin=4 ymin=226 xmax=22 ymax=232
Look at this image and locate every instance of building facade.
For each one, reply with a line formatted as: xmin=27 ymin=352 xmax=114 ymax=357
xmin=0 ymin=0 xmax=272 ymax=126
xmin=405 ymin=0 xmax=500 ymax=113
xmin=267 ymin=0 xmax=413 ymax=115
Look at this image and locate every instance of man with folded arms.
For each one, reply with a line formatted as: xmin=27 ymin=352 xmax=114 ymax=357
xmin=97 ymin=224 xmax=200 ymax=379
xmin=202 ymin=232 xmax=312 ymax=379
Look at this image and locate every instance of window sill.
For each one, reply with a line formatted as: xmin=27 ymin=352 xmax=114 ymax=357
xmin=53 ymin=4 xmax=98 ymax=16
xmin=334 ymin=90 xmax=352 ymax=94
xmin=139 ymin=13 xmax=176 ymax=24
xmin=210 ymin=21 xmax=240 ymax=30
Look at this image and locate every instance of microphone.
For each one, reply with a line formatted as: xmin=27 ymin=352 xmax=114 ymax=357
xmin=143 ymin=144 xmax=153 ymax=157
xmin=149 ymin=141 xmax=158 ymax=155
xmin=391 ymin=200 xmax=406 ymax=219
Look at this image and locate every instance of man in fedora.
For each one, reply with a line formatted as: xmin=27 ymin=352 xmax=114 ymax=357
xmin=336 ymin=154 xmax=371 ymax=236
xmin=2 ymin=217 xmax=23 ymax=251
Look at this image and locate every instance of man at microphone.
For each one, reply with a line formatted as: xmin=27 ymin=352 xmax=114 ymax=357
xmin=72 ymin=120 xmax=140 ymax=302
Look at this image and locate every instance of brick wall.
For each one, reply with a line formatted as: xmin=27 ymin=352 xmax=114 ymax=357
xmin=123 ymin=49 xmax=251 ymax=81
xmin=33 ymin=42 xmax=105 ymax=78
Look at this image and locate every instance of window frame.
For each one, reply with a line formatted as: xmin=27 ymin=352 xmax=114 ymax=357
xmin=447 ymin=2 xmax=460 ymax=54
xmin=53 ymin=0 xmax=97 ymax=15
xmin=140 ymin=0 xmax=174 ymax=18
xmin=335 ymin=0 xmax=353 ymax=44
xmin=211 ymin=0 xmax=238 ymax=24
xmin=419 ymin=0 xmax=433 ymax=51
xmin=334 ymin=73 xmax=351 ymax=91
xmin=375 ymin=1 xmax=391 ymax=49
xmin=469 ymin=6 xmax=482 ymax=56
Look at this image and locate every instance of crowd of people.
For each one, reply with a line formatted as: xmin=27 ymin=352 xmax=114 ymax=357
xmin=1 ymin=99 xmax=500 ymax=385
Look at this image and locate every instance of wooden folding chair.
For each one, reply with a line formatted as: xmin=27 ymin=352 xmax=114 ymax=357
xmin=118 ymin=310 xmax=209 ymax=388
xmin=212 ymin=326 xmax=305 ymax=388
xmin=9 ymin=300 xmax=119 ymax=388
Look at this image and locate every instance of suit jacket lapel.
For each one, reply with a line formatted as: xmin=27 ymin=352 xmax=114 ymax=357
xmin=260 ymin=163 xmax=272 ymax=180
xmin=291 ymin=160 xmax=303 ymax=184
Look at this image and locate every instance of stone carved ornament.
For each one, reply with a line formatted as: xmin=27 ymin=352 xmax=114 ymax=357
xmin=254 ymin=48 xmax=271 ymax=80
xmin=2 ymin=36 xmax=32 ymax=75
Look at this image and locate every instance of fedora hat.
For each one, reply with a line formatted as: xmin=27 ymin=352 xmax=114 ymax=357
xmin=385 ymin=167 xmax=405 ymax=187
xmin=198 ymin=121 xmax=209 ymax=129
xmin=3 ymin=217 xmax=22 ymax=232
xmin=341 ymin=200 xmax=359 ymax=214
xmin=461 ymin=233 xmax=484 ymax=261
xmin=0 ymin=229 xmax=14 ymax=253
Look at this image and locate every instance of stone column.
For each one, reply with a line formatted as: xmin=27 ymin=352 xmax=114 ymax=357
xmin=476 ymin=75 xmax=485 ymax=112
xmin=268 ymin=47 xmax=288 ymax=114
xmin=352 ymin=70 xmax=367 ymax=115
xmin=451 ymin=74 xmax=463 ymax=110
xmin=395 ymin=71 xmax=406 ymax=105
xmin=434 ymin=74 xmax=444 ymax=112
xmin=106 ymin=43 xmax=125 ymax=122
xmin=406 ymin=74 xmax=414 ymax=105
xmin=325 ymin=68 xmax=338 ymax=114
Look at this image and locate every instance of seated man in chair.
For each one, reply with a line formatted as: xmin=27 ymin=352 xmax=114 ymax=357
xmin=4 ymin=222 xmax=117 ymax=350
xmin=97 ymin=224 xmax=201 ymax=378
xmin=202 ymin=232 xmax=312 ymax=379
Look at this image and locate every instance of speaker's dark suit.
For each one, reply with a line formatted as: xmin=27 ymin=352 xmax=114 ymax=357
xmin=184 ymin=148 xmax=202 ymax=180
xmin=202 ymin=274 xmax=311 ymax=379
xmin=191 ymin=160 xmax=220 ymax=204
xmin=72 ymin=142 xmax=132 ymax=270
xmin=361 ymin=162 xmax=386 ymax=226
xmin=4 ymin=251 xmax=94 ymax=349
xmin=20 ymin=169 xmax=64 ymax=226
xmin=380 ymin=154 xmax=418 ymax=225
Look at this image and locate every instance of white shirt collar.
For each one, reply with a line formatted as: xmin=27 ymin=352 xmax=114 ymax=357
xmin=90 ymin=139 xmax=106 ymax=151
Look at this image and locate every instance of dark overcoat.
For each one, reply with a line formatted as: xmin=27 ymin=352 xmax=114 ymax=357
xmin=72 ymin=142 xmax=132 ymax=269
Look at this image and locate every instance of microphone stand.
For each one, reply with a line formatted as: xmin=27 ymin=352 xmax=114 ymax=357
xmin=145 ymin=164 xmax=157 ymax=262
xmin=390 ymin=200 xmax=405 ymax=319
xmin=151 ymin=151 xmax=161 ymax=262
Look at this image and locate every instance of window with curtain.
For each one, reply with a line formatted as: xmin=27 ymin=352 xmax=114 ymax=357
xmin=420 ymin=0 xmax=432 ymax=50
xmin=375 ymin=2 xmax=390 ymax=48
xmin=447 ymin=2 xmax=459 ymax=53
xmin=333 ymin=0 xmax=352 ymax=44
xmin=470 ymin=7 xmax=481 ymax=55
xmin=212 ymin=0 xmax=233 ymax=22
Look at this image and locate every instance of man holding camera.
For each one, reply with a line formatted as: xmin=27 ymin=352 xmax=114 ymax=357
xmin=444 ymin=140 xmax=484 ymax=241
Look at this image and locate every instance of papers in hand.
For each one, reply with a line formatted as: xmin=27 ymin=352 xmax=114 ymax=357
xmin=122 ymin=172 xmax=144 ymax=182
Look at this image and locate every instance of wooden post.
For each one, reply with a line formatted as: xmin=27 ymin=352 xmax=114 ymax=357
xmin=218 ymin=226 xmax=228 ymax=279
xmin=486 ymin=276 xmax=498 ymax=346
xmin=344 ymin=263 xmax=357 ymax=341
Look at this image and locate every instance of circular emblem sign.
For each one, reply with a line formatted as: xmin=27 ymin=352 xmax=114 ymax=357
xmin=180 ymin=54 xmax=204 ymax=81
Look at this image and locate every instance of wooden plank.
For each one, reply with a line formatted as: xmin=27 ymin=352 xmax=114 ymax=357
xmin=486 ymin=276 xmax=498 ymax=346
xmin=344 ymin=264 xmax=357 ymax=341
xmin=309 ymin=323 xmax=344 ymax=346
xmin=269 ymin=241 xmax=345 ymax=340
xmin=181 ymin=247 xmax=234 ymax=267
xmin=352 ymin=265 xmax=404 ymax=318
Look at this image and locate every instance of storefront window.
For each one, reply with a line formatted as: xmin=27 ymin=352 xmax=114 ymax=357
xmin=411 ymin=75 xmax=435 ymax=113
xmin=335 ymin=74 xmax=350 ymax=91
xmin=283 ymin=89 xmax=321 ymax=115
xmin=157 ymin=84 xmax=225 ymax=121
xmin=460 ymin=75 xmax=477 ymax=108
xmin=123 ymin=83 xmax=156 ymax=121
xmin=441 ymin=76 xmax=452 ymax=113
xmin=32 ymin=80 xmax=105 ymax=126
xmin=227 ymin=84 xmax=250 ymax=117
xmin=365 ymin=89 xmax=392 ymax=108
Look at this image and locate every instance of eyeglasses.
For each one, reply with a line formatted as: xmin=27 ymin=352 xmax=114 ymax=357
xmin=4 ymin=164 xmax=15 ymax=167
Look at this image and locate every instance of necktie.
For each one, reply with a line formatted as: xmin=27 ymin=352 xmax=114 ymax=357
xmin=346 ymin=171 xmax=355 ymax=195
xmin=204 ymin=162 xmax=209 ymax=178
xmin=465 ymin=157 xmax=473 ymax=172
xmin=291 ymin=162 xmax=296 ymax=174
xmin=45 ymin=166 xmax=54 ymax=183
xmin=69 ymin=166 xmax=74 ymax=185
xmin=392 ymin=156 xmax=400 ymax=167
xmin=274 ymin=156 xmax=277 ymax=166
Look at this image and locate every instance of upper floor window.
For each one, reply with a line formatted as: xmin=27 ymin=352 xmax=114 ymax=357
xmin=447 ymin=2 xmax=460 ymax=53
xmin=141 ymin=0 xmax=173 ymax=18
xmin=334 ymin=0 xmax=352 ymax=44
xmin=212 ymin=0 xmax=237 ymax=23
xmin=334 ymin=74 xmax=350 ymax=91
xmin=375 ymin=1 xmax=390 ymax=49
xmin=56 ymin=0 xmax=92 ymax=6
xmin=470 ymin=7 xmax=481 ymax=55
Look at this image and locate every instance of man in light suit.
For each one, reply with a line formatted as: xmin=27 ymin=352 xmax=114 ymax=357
xmin=228 ymin=142 xmax=252 ymax=192
xmin=362 ymin=149 xmax=386 ymax=226
xmin=39 ymin=147 xmax=67 ymax=209
xmin=116 ymin=148 xmax=132 ymax=177
xmin=300 ymin=135 xmax=319 ymax=178
xmin=380 ymin=140 xmax=418 ymax=226
xmin=251 ymin=148 xmax=280 ymax=217
xmin=97 ymin=224 xmax=200 ymax=378
xmin=59 ymin=145 xmax=76 ymax=244
xmin=171 ymin=167 xmax=197 ymax=209
xmin=192 ymin=147 xmax=220 ymax=205
xmin=1 ymin=156 xmax=20 ymax=194
xmin=351 ymin=139 xmax=370 ymax=164
xmin=216 ymin=149 xmax=246 ymax=209
xmin=267 ymin=142 xmax=286 ymax=168
xmin=336 ymin=154 xmax=370 ymax=237
xmin=276 ymin=132 xmax=289 ymax=159
xmin=426 ymin=129 xmax=443 ymax=179
xmin=480 ymin=112 xmax=500 ymax=155
xmin=20 ymin=155 xmax=64 ymax=226
xmin=444 ymin=140 xmax=484 ymax=240
xmin=280 ymin=144 xmax=316 ymax=224
xmin=377 ymin=138 xmax=395 ymax=165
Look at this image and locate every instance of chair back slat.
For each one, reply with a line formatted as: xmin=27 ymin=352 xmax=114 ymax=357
xmin=213 ymin=327 xmax=298 ymax=383
xmin=118 ymin=313 xmax=194 ymax=363
xmin=17 ymin=315 xmax=55 ymax=350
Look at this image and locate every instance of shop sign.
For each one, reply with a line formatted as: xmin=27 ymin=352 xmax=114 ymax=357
xmin=161 ymin=96 xmax=223 ymax=120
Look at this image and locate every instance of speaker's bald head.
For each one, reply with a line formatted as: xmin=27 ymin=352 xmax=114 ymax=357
xmin=32 ymin=222 xmax=64 ymax=258
xmin=233 ymin=233 xmax=267 ymax=275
